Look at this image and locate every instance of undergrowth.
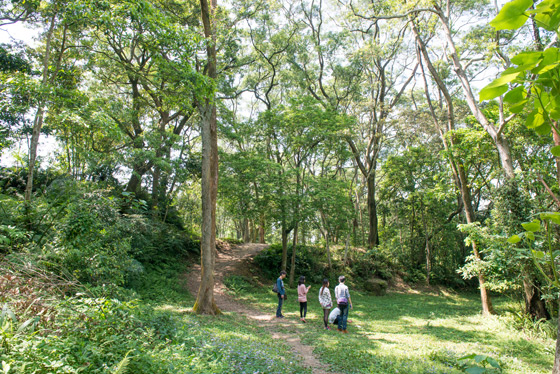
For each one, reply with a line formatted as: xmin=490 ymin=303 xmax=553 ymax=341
xmin=0 ymin=256 xmax=310 ymax=374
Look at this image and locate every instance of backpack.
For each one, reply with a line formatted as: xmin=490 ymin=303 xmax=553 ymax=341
xmin=272 ymin=283 xmax=279 ymax=293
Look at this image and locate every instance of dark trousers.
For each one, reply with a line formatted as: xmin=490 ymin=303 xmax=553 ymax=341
xmin=299 ymin=302 xmax=307 ymax=318
xmin=337 ymin=303 xmax=349 ymax=330
xmin=276 ymin=294 xmax=284 ymax=317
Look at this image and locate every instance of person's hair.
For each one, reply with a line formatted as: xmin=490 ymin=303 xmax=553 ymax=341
xmin=280 ymin=270 xmax=287 ymax=276
xmin=298 ymin=275 xmax=305 ymax=285
xmin=321 ymin=278 xmax=329 ymax=296
xmin=339 ymin=275 xmax=345 ymax=283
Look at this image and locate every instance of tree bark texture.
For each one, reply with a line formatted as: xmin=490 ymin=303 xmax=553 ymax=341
xmin=367 ymin=173 xmax=379 ymax=249
xmin=194 ymin=0 xmax=220 ymax=315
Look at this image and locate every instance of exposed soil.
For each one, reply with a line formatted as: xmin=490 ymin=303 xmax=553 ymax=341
xmin=184 ymin=243 xmax=339 ymax=374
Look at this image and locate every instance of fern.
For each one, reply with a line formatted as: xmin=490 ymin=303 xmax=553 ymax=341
xmin=113 ymin=350 xmax=132 ymax=374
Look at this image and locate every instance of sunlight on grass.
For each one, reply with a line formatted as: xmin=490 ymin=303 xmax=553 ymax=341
xmin=234 ymin=286 xmax=554 ymax=374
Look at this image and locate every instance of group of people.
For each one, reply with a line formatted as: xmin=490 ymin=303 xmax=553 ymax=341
xmin=275 ymin=271 xmax=353 ymax=333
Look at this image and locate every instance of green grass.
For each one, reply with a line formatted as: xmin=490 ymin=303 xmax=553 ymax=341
xmin=233 ymin=284 xmax=554 ymax=374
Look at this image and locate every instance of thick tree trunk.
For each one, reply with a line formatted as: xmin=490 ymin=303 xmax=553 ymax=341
xmin=523 ymin=277 xmax=550 ymax=320
xmin=242 ymin=218 xmax=250 ymax=243
xmin=366 ymin=173 xmax=379 ymax=249
xmin=194 ymin=0 xmax=219 ymax=315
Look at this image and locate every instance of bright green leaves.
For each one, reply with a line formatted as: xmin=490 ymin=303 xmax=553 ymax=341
xmin=521 ymin=219 xmax=540 ymax=232
xmin=484 ymin=0 xmax=560 ymax=153
xmin=532 ymin=0 xmax=560 ymax=31
xmin=489 ymin=0 xmax=532 ymax=30
xmin=510 ymin=212 xmax=560 ymax=288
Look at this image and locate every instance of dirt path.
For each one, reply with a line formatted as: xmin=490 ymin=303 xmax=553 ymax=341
xmin=185 ymin=243 xmax=338 ymax=374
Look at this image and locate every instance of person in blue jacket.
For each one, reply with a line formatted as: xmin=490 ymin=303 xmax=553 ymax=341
xmin=276 ymin=270 xmax=287 ymax=318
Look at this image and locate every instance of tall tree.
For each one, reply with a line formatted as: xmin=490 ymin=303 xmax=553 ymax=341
xmin=194 ymin=0 xmax=220 ymax=315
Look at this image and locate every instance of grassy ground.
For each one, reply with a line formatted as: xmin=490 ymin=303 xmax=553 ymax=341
xmin=229 ymin=279 xmax=554 ymax=374
xmin=1 ymin=263 xmax=311 ymax=374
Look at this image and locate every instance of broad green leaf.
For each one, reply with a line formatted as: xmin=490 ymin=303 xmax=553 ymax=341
xmin=532 ymin=250 xmax=545 ymax=259
xmin=534 ymin=0 xmax=560 ymax=31
xmin=511 ymin=51 xmax=543 ymax=66
xmin=490 ymin=0 xmax=533 ymax=30
xmin=535 ymin=122 xmax=551 ymax=135
xmin=503 ymin=85 xmax=525 ymax=104
xmin=458 ymin=354 xmax=477 ymax=361
xmin=486 ymin=357 xmax=501 ymax=368
xmin=479 ymin=84 xmax=508 ymax=101
xmin=474 ymin=355 xmax=487 ymax=363
xmin=526 ymin=110 xmax=545 ymax=129
xmin=508 ymin=235 xmax=522 ymax=243
xmin=522 ymin=219 xmax=541 ymax=232
xmin=551 ymin=146 xmax=560 ymax=156
xmin=510 ymin=99 xmax=528 ymax=113
xmin=480 ymin=69 xmax=523 ymax=101
xmin=540 ymin=212 xmax=560 ymax=224
xmin=465 ymin=368 xmax=485 ymax=374
xmin=526 ymin=231 xmax=535 ymax=241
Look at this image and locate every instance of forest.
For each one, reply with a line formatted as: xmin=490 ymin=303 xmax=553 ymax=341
xmin=1 ymin=0 xmax=560 ymax=373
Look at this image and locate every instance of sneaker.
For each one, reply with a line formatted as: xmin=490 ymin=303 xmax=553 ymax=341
xmin=343 ymin=330 xmax=348 ymax=334
xmin=276 ymin=315 xmax=285 ymax=318
xmin=301 ymin=318 xmax=306 ymax=323
xmin=325 ymin=326 xmax=331 ymax=330
xmin=337 ymin=328 xmax=342 ymax=332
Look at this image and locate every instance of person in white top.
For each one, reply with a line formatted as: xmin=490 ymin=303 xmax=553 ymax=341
xmin=318 ymin=278 xmax=332 ymax=329
xmin=334 ymin=275 xmax=353 ymax=333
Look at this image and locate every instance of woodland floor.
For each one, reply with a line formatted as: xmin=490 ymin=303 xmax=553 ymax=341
xmin=185 ymin=243 xmax=340 ymax=374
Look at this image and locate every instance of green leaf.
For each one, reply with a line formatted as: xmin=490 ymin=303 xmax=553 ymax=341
xmin=526 ymin=110 xmax=545 ymax=129
xmin=480 ymin=69 xmax=523 ymax=101
xmin=490 ymin=0 xmax=533 ymax=30
xmin=474 ymin=355 xmax=487 ymax=363
xmin=508 ymin=235 xmax=522 ymax=244
xmin=511 ymin=51 xmax=543 ymax=66
xmin=540 ymin=212 xmax=560 ymax=224
xmin=526 ymin=231 xmax=535 ymax=241
xmin=486 ymin=357 xmax=501 ymax=369
xmin=532 ymin=250 xmax=545 ymax=259
xmin=479 ymin=84 xmax=508 ymax=101
xmin=522 ymin=219 xmax=541 ymax=232
xmin=534 ymin=0 xmax=560 ymax=31
xmin=551 ymin=146 xmax=560 ymax=157
xmin=465 ymin=367 xmax=486 ymax=374
xmin=535 ymin=122 xmax=551 ymax=135
xmin=503 ymin=85 xmax=525 ymax=104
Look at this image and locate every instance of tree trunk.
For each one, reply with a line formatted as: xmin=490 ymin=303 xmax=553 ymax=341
xmin=414 ymin=23 xmax=494 ymax=314
xmin=194 ymin=0 xmax=219 ymax=315
xmin=523 ymin=276 xmax=551 ymax=320
xmin=459 ymin=167 xmax=495 ymax=315
xmin=25 ymin=14 xmax=57 ymax=203
xmin=289 ymin=224 xmax=298 ymax=287
xmin=259 ymin=215 xmax=265 ymax=243
xmin=366 ymin=172 xmax=379 ymax=249
xmin=281 ymin=223 xmax=289 ymax=271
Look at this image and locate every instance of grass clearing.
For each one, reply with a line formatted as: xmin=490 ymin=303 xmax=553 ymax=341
xmin=233 ymin=283 xmax=554 ymax=374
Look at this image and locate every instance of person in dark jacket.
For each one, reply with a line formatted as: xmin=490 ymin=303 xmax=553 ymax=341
xmin=276 ymin=271 xmax=287 ymax=318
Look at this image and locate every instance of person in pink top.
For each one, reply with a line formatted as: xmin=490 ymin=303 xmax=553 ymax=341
xmin=297 ymin=275 xmax=311 ymax=322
